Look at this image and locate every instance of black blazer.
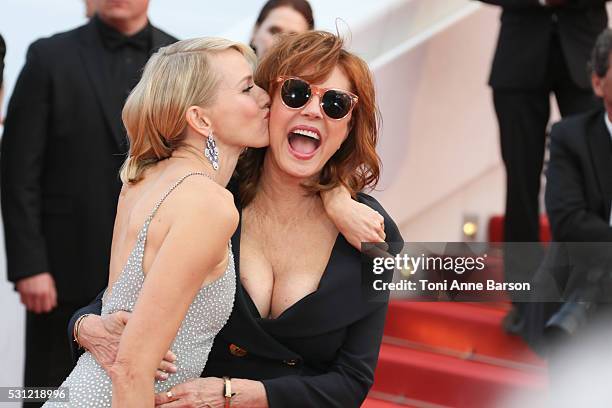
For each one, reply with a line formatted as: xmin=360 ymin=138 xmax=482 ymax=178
xmin=478 ymin=0 xmax=609 ymax=90
xmin=0 ymin=20 xmax=177 ymax=303
xmin=545 ymin=108 xmax=612 ymax=242
xmin=69 ymin=191 xmax=403 ymax=407
xmin=532 ymin=109 xmax=612 ymax=303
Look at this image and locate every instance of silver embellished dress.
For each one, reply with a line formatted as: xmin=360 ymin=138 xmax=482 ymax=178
xmin=44 ymin=172 xmax=236 ymax=407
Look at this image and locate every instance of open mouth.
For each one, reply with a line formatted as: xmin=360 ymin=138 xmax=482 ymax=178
xmin=287 ymin=128 xmax=321 ymax=158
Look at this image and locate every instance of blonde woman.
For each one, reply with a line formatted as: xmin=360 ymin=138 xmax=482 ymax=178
xmin=43 ymin=37 xmax=270 ymax=406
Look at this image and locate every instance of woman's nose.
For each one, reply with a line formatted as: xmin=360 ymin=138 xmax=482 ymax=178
xmin=300 ymin=94 xmax=323 ymax=119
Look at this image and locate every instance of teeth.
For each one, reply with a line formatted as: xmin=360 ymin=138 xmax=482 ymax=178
xmin=292 ymin=129 xmax=320 ymax=140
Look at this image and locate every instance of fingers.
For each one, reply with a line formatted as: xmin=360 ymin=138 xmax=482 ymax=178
xmin=41 ymin=286 xmax=58 ymax=313
xmin=158 ymin=359 xmax=177 ymax=375
xmin=155 ymin=387 xmax=179 ymax=406
xmin=19 ymin=292 xmax=31 ymax=311
xmin=367 ymin=222 xmax=385 ymax=243
xmin=155 ymin=399 xmax=185 ymax=408
xmin=17 ymin=274 xmax=57 ymax=314
xmin=156 ymin=370 xmax=169 ymax=381
xmin=377 ymin=227 xmax=386 ymax=242
xmin=164 ymin=350 xmax=177 ymax=363
xmin=25 ymin=294 xmax=40 ymax=313
xmin=154 ymin=391 xmax=167 ymax=406
xmin=370 ymin=210 xmax=386 ymax=243
xmin=33 ymin=296 xmax=43 ymax=313
xmin=156 ymin=351 xmax=177 ymax=380
xmin=41 ymin=293 xmax=53 ymax=313
xmin=376 ymin=212 xmax=385 ymax=228
xmin=17 ymin=286 xmax=34 ymax=312
xmin=376 ymin=218 xmax=386 ymax=242
xmin=49 ymin=285 xmax=58 ymax=310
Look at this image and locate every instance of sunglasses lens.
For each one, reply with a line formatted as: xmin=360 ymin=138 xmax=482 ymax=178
xmin=281 ymin=79 xmax=311 ymax=109
xmin=322 ymin=90 xmax=353 ymax=119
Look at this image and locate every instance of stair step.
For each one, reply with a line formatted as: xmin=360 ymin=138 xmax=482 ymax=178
xmin=363 ymin=391 xmax=449 ymax=408
xmin=362 ymin=397 xmax=413 ymax=408
xmin=372 ymin=343 xmax=547 ymax=408
xmin=384 ymin=301 xmax=544 ymax=365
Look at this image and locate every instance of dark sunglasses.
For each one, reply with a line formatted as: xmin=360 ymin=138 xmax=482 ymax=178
xmin=276 ymin=76 xmax=358 ymax=120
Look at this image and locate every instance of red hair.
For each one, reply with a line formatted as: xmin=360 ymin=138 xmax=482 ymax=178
xmin=236 ymin=31 xmax=381 ymax=205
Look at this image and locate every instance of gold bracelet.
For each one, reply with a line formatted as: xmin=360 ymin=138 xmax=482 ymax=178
xmin=73 ymin=313 xmax=92 ymax=350
xmin=223 ymin=376 xmax=236 ymax=408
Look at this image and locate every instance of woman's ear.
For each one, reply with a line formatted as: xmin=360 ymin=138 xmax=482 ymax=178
xmin=185 ymin=105 xmax=213 ymax=136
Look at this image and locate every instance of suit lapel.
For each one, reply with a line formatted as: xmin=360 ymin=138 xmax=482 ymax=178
xmin=587 ymin=111 xmax=612 ymax=221
xmin=77 ymin=21 xmax=127 ymax=151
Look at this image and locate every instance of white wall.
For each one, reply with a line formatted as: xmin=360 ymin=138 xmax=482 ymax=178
xmin=370 ymin=3 xmax=505 ymax=241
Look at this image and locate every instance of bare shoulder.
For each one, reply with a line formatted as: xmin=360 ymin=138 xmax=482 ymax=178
xmin=115 ymin=183 xmax=131 ymax=212
xmin=171 ymin=177 xmax=238 ymax=234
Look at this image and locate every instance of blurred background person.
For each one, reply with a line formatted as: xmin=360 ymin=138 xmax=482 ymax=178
xmin=0 ymin=0 xmax=176 ymax=404
xmin=250 ymin=0 xmax=314 ymax=59
xmin=539 ymin=28 xmax=612 ymax=353
xmin=477 ymin=0 xmax=609 ymax=335
xmin=83 ymin=0 xmax=96 ymax=18
xmin=479 ymin=0 xmax=607 ymax=242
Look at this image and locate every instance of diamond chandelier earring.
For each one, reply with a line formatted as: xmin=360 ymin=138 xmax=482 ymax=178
xmin=204 ymin=130 xmax=219 ymax=171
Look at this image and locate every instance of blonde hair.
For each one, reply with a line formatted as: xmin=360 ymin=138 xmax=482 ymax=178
xmin=120 ymin=37 xmax=257 ymax=183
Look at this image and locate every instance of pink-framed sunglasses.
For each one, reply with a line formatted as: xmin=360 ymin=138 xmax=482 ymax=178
xmin=276 ymin=76 xmax=358 ymax=120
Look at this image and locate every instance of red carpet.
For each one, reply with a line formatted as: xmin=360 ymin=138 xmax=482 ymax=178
xmin=363 ymin=301 xmax=548 ymax=407
xmin=363 ymin=215 xmax=550 ymax=407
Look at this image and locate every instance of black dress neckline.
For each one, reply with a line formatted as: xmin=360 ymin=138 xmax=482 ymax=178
xmin=241 ymin=233 xmax=341 ymax=322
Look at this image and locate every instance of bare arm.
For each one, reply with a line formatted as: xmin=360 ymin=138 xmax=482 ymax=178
xmin=69 ymin=294 xmax=178 ymax=380
xmin=321 ymin=185 xmax=385 ymax=251
xmin=110 ymin=186 xmax=238 ymax=406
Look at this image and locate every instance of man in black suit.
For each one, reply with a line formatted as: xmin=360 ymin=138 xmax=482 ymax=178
xmin=478 ymin=0 xmax=608 ymax=333
xmin=479 ymin=0 xmax=607 ymax=243
xmin=0 ymin=0 xmax=176 ymax=402
xmin=540 ymin=28 xmax=612 ymax=343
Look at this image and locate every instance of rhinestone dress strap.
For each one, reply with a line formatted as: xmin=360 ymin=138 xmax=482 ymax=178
xmin=101 ymin=171 xmax=215 ymax=306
